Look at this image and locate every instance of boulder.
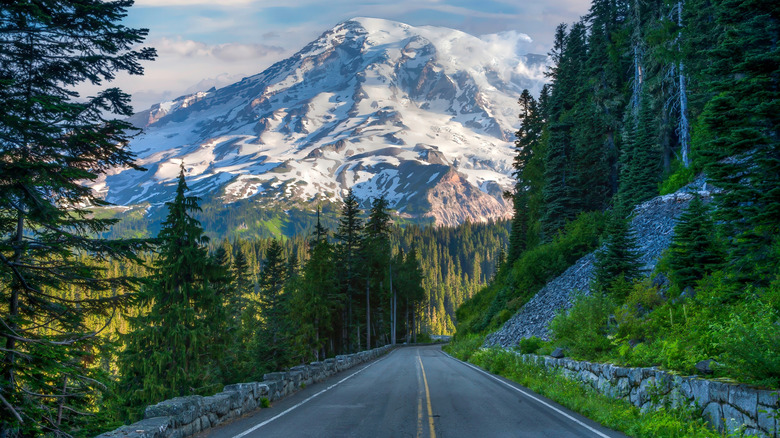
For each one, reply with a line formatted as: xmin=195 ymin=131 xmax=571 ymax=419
xmin=550 ymin=347 xmax=565 ymax=359
xmin=695 ymin=359 xmax=717 ymax=375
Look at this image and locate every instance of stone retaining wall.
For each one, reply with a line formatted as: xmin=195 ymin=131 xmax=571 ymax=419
xmin=97 ymin=345 xmax=394 ymax=438
xmin=514 ymin=352 xmax=778 ymax=437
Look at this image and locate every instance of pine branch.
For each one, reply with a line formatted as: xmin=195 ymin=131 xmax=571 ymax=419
xmin=0 ymin=393 xmax=23 ymax=423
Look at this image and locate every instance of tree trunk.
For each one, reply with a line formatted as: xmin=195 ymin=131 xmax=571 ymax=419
xmin=365 ymin=277 xmax=370 ymax=350
xmin=3 ymin=212 xmax=24 ymax=394
xmin=677 ymin=1 xmax=690 ymax=168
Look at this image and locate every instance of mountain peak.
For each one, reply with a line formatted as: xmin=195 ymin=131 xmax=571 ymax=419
xmin=101 ymin=20 xmax=548 ymax=226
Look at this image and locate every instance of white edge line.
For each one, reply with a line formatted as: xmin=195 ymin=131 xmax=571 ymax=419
xmin=231 ymin=351 xmax=394 ymax=438
xmin=442 ymin=351 xmax=613 ymax=438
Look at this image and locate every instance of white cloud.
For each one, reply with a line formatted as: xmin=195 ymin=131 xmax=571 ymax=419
xmin=134 ymin=0 xmax=258 ymax=6
xmin=76 ymin=37 xmax=291 ymax=111
xmin=479 ymin=31 xmax=534 ymax=56
xmin=155 ymin=37 xmax=284 ymax=61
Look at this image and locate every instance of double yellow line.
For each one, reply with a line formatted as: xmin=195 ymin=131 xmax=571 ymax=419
xmin=417 ymin=353 xmax=436 ymax=438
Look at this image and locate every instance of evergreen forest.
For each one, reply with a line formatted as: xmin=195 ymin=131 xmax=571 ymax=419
xmin=454 ymin=0 xmax=780 ymax=394
xmin=1 ymin=0 xmax=779 ymax=436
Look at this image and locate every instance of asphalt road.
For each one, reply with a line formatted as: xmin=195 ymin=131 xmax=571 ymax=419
xmin=196 ymin=345 xmax=627 ymax=438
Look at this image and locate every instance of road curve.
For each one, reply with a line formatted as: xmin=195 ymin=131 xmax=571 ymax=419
xmin=196 ymin=345 xmax=626 ymax=438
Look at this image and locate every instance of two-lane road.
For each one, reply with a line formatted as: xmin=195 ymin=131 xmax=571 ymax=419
xmin=197 ymin=345 xmax=626 ymax=438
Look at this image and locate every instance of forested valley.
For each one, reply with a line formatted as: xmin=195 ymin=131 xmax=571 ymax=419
xmin=1 ymin=0 xmax=778 ymax=436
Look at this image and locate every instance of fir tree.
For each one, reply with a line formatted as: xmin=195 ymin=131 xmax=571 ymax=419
xmin=334 ymin=189 xmax=364 ymax=352
xmin=118 ymin=167 xmax=224 ymax=419
xmin=507 ymin=90 xmax=542 ymax=264
xmin=617 ymin=91 xmax=662 ymax=210
xmin=292 ymin=231 xmax=340 ymax=361
xmin=668 ymin=196 xmax=723 ymax=289
xmin=256 ymin=239 xmax=290 ymax=371
xmin=362 ymin=196 xmax=392 ymax=349
xmin=698 ymin=0 xmax=780 ymax=283
xmin=593 ymin=211 xmax=643 ymax=296
xmin=0 ymin=1 xmax=155 ymax=433
xmin=541 ymin=22 xmax=588 ymax=239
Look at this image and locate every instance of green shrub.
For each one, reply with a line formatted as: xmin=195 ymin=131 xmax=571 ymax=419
xmin=549 ymin=293 xmax=616 ymax=361
xmin=614 ymin=280 xmax=665 ymax=342
xmin=416 ymin=332 xmax=432 ymax=344
xmin=468 ymin=349 xmax=720 ymax=438
xmin=518 ymin=336 xmax=545 ymax=354
xmin=714 ymin=297 xmax=780 ymax=387
xmin=659 ymin=161 xmax=696 ymax=195
xmin=260 ymin=397 xmax=270 ymax=408
xmin=442 ymin=334 xmax=484 ymax=362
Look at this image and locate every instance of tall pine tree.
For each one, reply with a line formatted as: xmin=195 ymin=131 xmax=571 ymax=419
xmin=698 ymin=0 xmax=780 ymax=284
xmin=334 ymin=189 xmax=364 ymax=352
xmin=256 ymin=239 xmax=290 ymax=372
xmin=668 ymin=195 xmax=723 ymax=289
xmin=0 ymin=1 xmax=155 ymax=433
xmin=118 ymin=167 xmax=224 ymax=419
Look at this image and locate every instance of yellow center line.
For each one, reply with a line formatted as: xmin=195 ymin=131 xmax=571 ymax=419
xmin=417 ymin=353 xmax=436 ymax=438
xmin=416 ymin=358 xmax=423 ymax=438
xmin=417 ymin=397 xmax=423 ymax=438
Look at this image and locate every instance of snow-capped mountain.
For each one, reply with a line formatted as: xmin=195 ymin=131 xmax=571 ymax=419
xmin=96 ymin=17 xmax=548 ymax=226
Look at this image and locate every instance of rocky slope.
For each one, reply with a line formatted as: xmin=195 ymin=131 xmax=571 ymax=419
xmin=484 ymin=178 xmax=714 ymax=347
xmin=93 ymin=18 xmax=548 ymax=226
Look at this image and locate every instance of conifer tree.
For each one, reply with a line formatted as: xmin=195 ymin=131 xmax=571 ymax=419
xmin=231 ymin=246 xmax=255 ymax=380
xmin=507 ymin=90 xmax=542 ymax=264
xmin=292 ymin=216 xmax=340 ymax=361
xmin=256 ymin=239 xmax=290 ymax=371
xmin=593 ymin=211 xmax=643 ymax=296
xmin=118 ymin=167 xmax=223 ymax=419
xmin=617 ymin=91 xmax=662 ymax=210
xmin=698 ymin=0 xmax=780 ymax=283
xmin=0 ymin=1 xmax=155 ymax=433
xmin=363 ymin=196 xmax=392 ymax=348
xmin=668 ymin=196 xmax=723 ymax=289
xmin=541 ymin=22 xmax=588 ymax=239
xmin=585 ymin=0 xmax=629 ymax=191
xmin=334 ymin=189 xmax=364 ymax=352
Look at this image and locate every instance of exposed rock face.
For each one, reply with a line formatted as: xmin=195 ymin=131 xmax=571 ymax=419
xmin=484 ymin=178 xmax=713 ymax=347
xmin=424 ymin=170 xmax=511 ymax=226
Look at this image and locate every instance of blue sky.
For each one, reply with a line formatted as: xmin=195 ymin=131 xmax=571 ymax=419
xmin=113 ymin=0 xmax=590 ymax=111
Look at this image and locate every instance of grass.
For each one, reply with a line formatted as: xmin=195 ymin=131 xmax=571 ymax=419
xmin=444 ymin=341 xmax=724 ymax=438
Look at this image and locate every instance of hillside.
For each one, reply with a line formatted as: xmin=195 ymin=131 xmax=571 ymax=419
xmin=485 ymin=178 xmax=712 ymax=347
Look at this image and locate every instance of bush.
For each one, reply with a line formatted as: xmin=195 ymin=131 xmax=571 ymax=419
xmin=416 ymin=332 xmax=432 ymax=344
xmin=442 ymin=334 xmax=484 ymax=362
xmin=659 ymin=161 xmax=696 ymax=195
xmin=614 ymin=280 xmax=665 ymax=342
xmin=550 ymin=293 xmax=616 ymax=361
xmin=518 ymin=336 xmax=544 ymax=354
xmin=468 ymin=349 xmax=720 ymax=438
xmin=714 ymin=297 xmax=780 ymax=387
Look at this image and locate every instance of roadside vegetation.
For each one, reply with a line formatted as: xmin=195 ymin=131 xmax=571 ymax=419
xmin=443 ymin=346 xmax=722 ymax=438
xmin=453 ymin=0 xmax=779 ymax=394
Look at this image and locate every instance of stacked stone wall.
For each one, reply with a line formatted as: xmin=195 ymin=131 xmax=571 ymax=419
xmin=513 ymin=352 xmax=778 ymax=437
xmin=97 ymin=345 xmax=394 ymax=438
